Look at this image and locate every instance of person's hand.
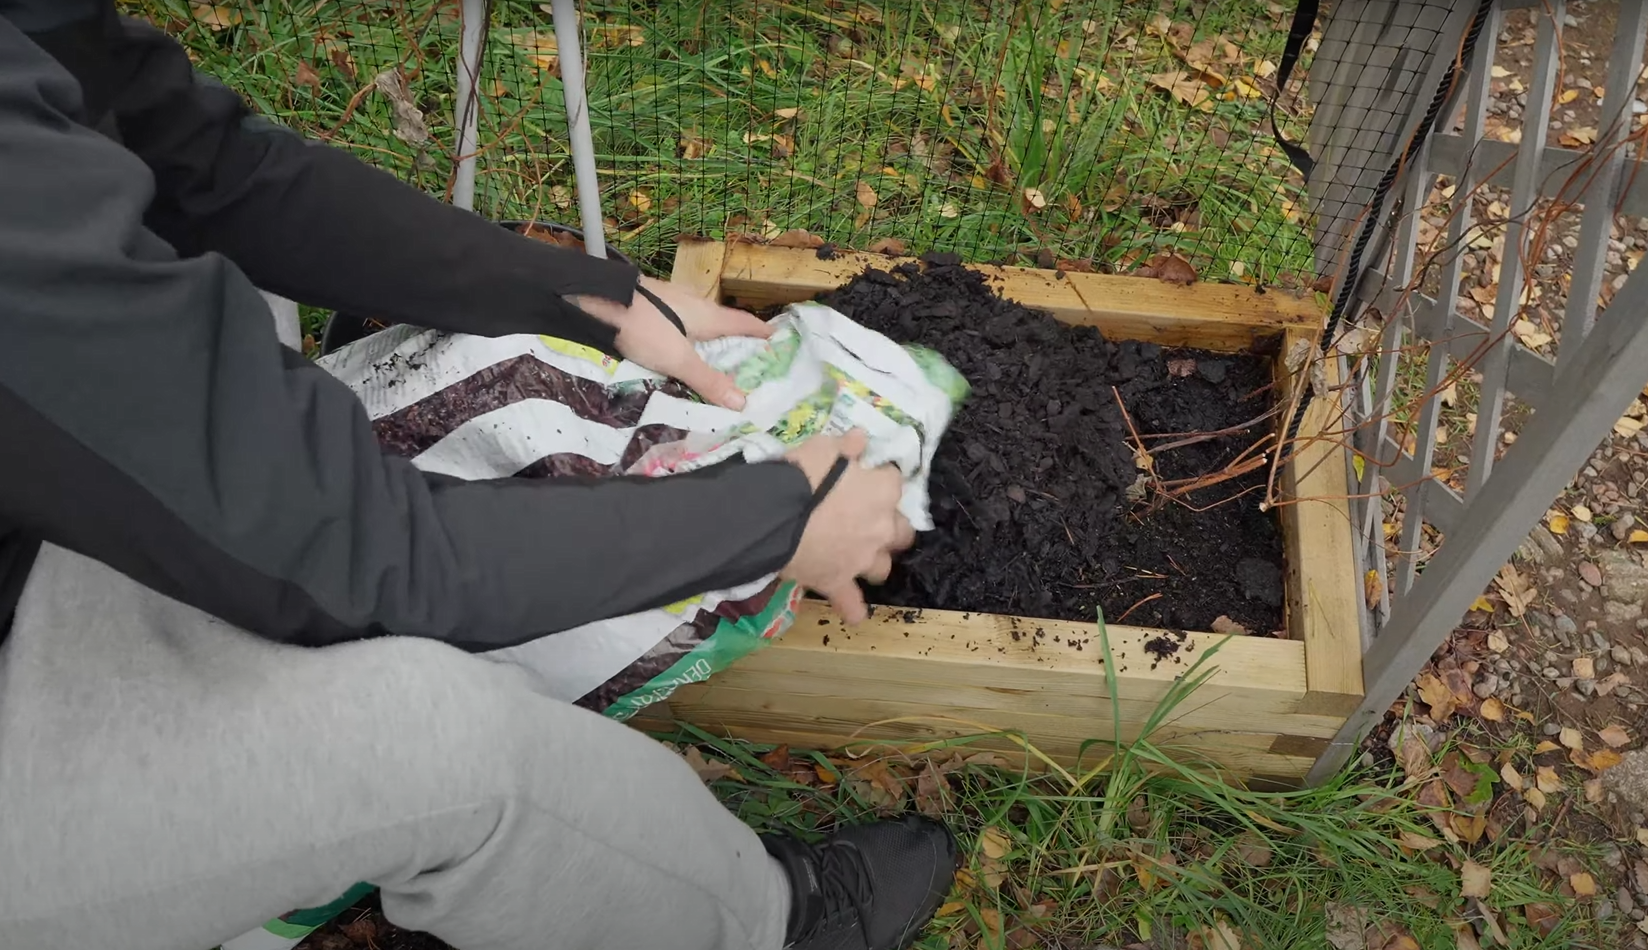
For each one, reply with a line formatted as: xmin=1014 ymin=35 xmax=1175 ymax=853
xmin=782 ymin=430 xmax=915 ymax=624
xmin=570 ymin=275 xmax=772 ymax=410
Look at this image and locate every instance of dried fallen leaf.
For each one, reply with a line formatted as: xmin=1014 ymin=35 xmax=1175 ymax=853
xmin=1453 ymin=813 xmax=1488 ymax=845
xmin=1571 ymin=871 xmax=1598 ymax=897
xmin=1234 ymin=831 xmax=1272 ymax=867
xmin=979 ymin=826 xmax=1012 ymax=860
xmin=1168 ymin=358 xmax=1199 ymax=378
xmin=1573 ymin=656 xmax=1596 ymax=679
xmin=1584 ymin=748 xmax=1623 ymax=772
xmin=628 ymin=189 xmax=652 ymax=213
xmin=770 ymin=228 xmax=825 ymax=249
xmin=190 ymin=3 xmax=241 ymax=29
xmin=1630 ymin=528 xmax=1648 ymax=544
xmin=1494 ymin=565 xmax=1535 ymax=618
xmin=1560 ymin=727 xmax=1584 ymax=752
xmin=1190 ymin=917 xmax=1243 ymax=950
xmin=1573 ymin=504 xmax=1594 ymax=523
xmin=1500 ymin=761 xmax=1523 ymax=789
xmin=1488 ymin=630 xmax=1509 ymax=652
xmin=867 ymin=237 xmax=908 ymax=256
xmin=1525 ymin=785 xmax=1547 ymax=810
xmin=1601 ymin=725 xmax=1632 ymax=748
xmin=1023 ymin=187 xmax=1048 ymax=210
xmin=855 ymin=181 xmax=878 ymax=208
xmin=1460 ymin=860 xmax=1492 ymax=898
xmin=294 ymin=61 xmax=322 ymax=92
xmin=1142 ymin=252 xmax=1197 ymax=286
xmin=1512 ymin=318 xmax=1554 ymax=349
xmin=1150 ymin=70 xmax=1215 ymax=111
xmin=1469 ymin=595 xmax=1495 ymax=613
xmin=1579 ymin=561 xmax=1603 ymax=586
xmin=1210 ymin=614 xmax=1249 ymax=635
xmin=1535 ymin=765 xmax=1561 ymax=793
xmin=1417 ymin=672 xmax=1458 ymax=721
xmin=681 ymin=746 xmax=743 ymax=783
xmin=1597 ymin=672 xmax=1631 ymax=696
xmin=1548 ymin=512 xmax=1571 ymax=534
xmin=1585 ymin=778 xmax=1605 ymax=803
xmin=1480 ymin=697 xmax=1506 ymax=722
xmin=1558 ymin=88 xmax=1581 ymax=104
xmin=1524 ymin=903 xmax=1560 ymax=937
xmin=1534 ymin=740 xmax=1562 ymax=754
xmin=1559 ymin=126 xmax=1599 ymax=147
xmin=1399 ymin=830 xmax=1443 ymax=851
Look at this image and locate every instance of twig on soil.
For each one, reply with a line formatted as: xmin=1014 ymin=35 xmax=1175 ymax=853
xmin=1113 ymin=593 xmax=1163 ymax=624
xmin=1111 ymin=386 xmax=1153 ymax=474
xmin=1141 ymin=406 xmax=1282 ymax=455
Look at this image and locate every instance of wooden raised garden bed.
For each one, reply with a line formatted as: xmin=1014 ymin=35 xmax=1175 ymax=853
xmin=633 ymin=239 xmax=1364 ymax=783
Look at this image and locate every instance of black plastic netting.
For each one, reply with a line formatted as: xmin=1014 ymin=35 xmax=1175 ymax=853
xmin=126 ymin=0 xmax=1344 ymax=286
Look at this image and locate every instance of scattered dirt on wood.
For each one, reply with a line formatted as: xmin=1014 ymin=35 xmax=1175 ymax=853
xmin=296 ymin=894 xmax=451 ymax=950
xmin=817 ymin=256 xmax=1285 ymax=634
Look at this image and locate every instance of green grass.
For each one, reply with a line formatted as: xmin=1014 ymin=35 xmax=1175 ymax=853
xmin=127 ymin=0 xmax=1316 ymax=288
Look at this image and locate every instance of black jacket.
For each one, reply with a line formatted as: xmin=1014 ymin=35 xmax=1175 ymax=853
xmin=0 ymin=2 xmax=814 ymax=651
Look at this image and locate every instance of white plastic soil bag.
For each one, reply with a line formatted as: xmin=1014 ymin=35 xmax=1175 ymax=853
xmin=317 ymin=301 xmax=968 ymax=720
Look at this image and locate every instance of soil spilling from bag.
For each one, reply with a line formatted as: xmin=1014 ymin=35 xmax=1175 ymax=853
xmin=817 ymin=256 xmax=1286 ymax=635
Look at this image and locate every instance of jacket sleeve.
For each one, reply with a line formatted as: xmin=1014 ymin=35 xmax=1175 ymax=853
xmin=0 ymin=22 xmax=816 ymax=652
xmin=24 ymin=3 xmax=639 ymax=354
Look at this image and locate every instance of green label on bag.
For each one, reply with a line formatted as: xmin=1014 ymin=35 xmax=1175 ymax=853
xmin=602 ymin=582 xmax=804 ymax=722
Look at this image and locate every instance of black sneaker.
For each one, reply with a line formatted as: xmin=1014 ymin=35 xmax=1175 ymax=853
xmin=762 ymin=815 xmax=958 ymax=950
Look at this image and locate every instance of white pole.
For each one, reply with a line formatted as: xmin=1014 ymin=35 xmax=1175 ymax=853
xmin=550 ymin=0 xmax=608 ymax=258
xmin=451 ymin=0 xmax=487 ymax=212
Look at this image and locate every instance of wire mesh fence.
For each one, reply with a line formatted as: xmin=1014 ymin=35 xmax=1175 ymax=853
xmin=131 ymin=0 xmax=1329 ymax=283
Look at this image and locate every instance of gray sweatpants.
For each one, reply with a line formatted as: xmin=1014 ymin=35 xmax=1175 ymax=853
xmin=0 ymin=544 xmax=791 ymax=950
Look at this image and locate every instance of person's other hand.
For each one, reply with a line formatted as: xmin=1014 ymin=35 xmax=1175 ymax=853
xmin=570 ymin=275 xmax=772 ymax=410
xmin=783 ymin=430 xmax=916 ymax=624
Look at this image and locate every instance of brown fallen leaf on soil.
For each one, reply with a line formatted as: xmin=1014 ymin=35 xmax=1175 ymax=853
xmin=1579 ymin=748 xmax=1623 ymax=773
xmin=1572 ymin=656 xmax=1595 ymax=679
xmin=814 ymin=758 xmax=841 ymax=785
xmin=1210 ymin=614 xmax=1249 ymax=635
xmin=855 ymin=181 xmax=878 ymax=208
xmin=769 ymin=228 xmax=825 ymax=249
xmin=1493 ymin=565 xmax=1535 ymax=617
xmin=913 ymin=761 xmax=950 ymax=818
xmin=1233 ymin=831 xmax=1272 ymax=867
xmin=1534 ymin=763 xmax=1562 ymax=792
xmin=1600 ymin=724 xmax=1632 ymax=748
xmin=867 ymin=237 xmax=908 ymax=256
xmin=681 ymin=746 xmax=744 ymax=783
xmin=849 ymin=760 xmax=907 ymax=810
xmin=1394 ymin=732 xmax=1432 ymax=780
xmin=1417 ymin=672 xmax=1459 ymax=721
xmin=1596 ymin=672 xmax=1630 ymax=696
xmin=1559 ymin=727 xmax=1584 ymax=752
xmin=1523 ymin=902 xmax=1560 ymax=937
xmin=1167 ymin=358 xmax=1198 ymax=378
xmin=1188 ymin=917 xmax=1243 ymax=950
xmin=1460 ymin=860 xmax=1492 ymax=898
xmin=1570 ymin=871 xmax=1598 ymax=898
xmin=294 ymin=61 xmax=322 ymax=92
xmin=1399 ymin=830 xmax=1443 ymax=851
xmin=1135 ymin=252 xmax=1198 ymax=285
xmin=190 ymin=2 xmax=241 ymax=29
xmin=1150 ymin=70 xmax=1216 ymax=111
xmin=1479 ymin=697 xmax=1506 ymax=722
xmin=760 ymin=745 xmax=791 ymax=770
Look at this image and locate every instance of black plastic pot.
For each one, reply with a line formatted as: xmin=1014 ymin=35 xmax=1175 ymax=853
xmin=318 ymin=220 xmax=632 ymax=356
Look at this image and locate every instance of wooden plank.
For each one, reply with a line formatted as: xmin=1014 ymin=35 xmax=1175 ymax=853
xmin=682 ymin=663 xmax=1348 ymax=738
xmin=1276 ymin=330 xmax=1366 ymax=713
xmin=670 ymin=237 xmax=728 ymax=300
xmin=718 ymin=244 xmax=1320 ymax=353
xmin=663 ymin=683 xmax=1330 ymax=754
xmin=630 ymin=717 xmax=1317 ymax=779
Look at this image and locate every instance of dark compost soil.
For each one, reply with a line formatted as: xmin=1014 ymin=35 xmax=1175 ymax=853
xmin=817 ymin=255 xmax=1287 ymax=635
